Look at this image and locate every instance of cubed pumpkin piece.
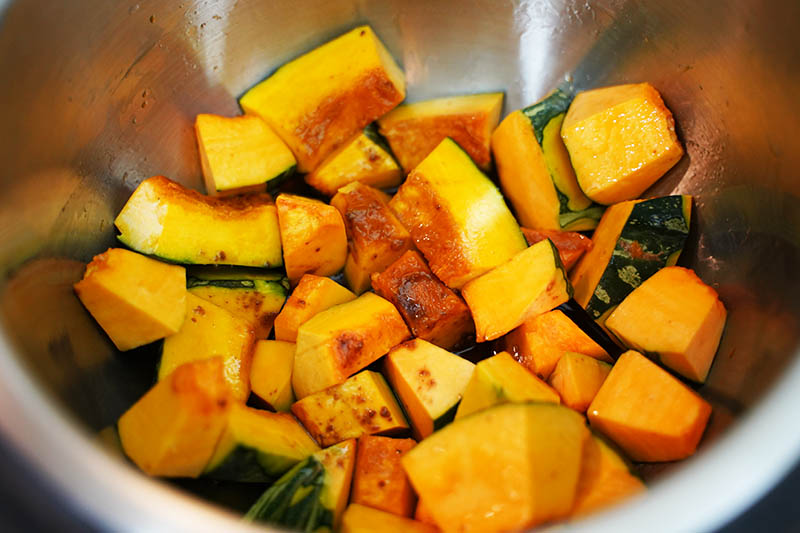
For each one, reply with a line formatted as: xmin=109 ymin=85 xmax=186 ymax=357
xmin=548 ymin=352 xmax=612 ymax=413
xmin=195 ymin=113 xmax=296 ymax=196
xmin=415 ymin=500 xmax=438 ymax=528
xmin=389 ymin=138 xmax=527 ymax=289
xmin=249 ymin=340 xmax=295 ymax=412
xmin=455 ymin=351 xmax=560 ymax=419
xmin=352 ymin=436 xmax=417 ymax=517
xmin=273 ymin=274 xmax=356 ymax=343
xmin=239 ymin=26 xmax=405 ymax=173
xmin=522 ymin=228 xmax=593 ymax=271
xmin=292 ymin=371 xmax=409 ymax=447
xmin=159 ymin=293 xmax=255 ymax=402
xmin=293 ymin=292 xmax=410 ymax=398
xmin=606 ymin=266 xmax=727 ymax=383
xmin=588 ymin=350 xmax=712 ymax=462
xmin=204 ymin=403 xmax=319 ymax=482
xmin=402 ymin=403 xmax=590 ymax=532
xmin=371 ymin=251 xmax=474 ymax=350
xmin=331 ymin=182 xmax=413 ymax=294
xmin=305 ymin=125 xmax=403 ymax=195
xmin=385 ymin=339 xmax=475 ymax=439
xmin=276 ymin=193 xmax=348 ymax=282
xmin=492 ymin=89 xmax=604 ymax=231
xmin=377 ymin=92 xmax=504 ymax=173
xmin=118 ymin=358 xmax=231 ymax=477
xmin=74 ymin=248 xmax=186 ymax=351
xmin=561 ymin=83 xmax=684 ymax=204
xmin=462 ymin=239 xmax=572 ymax=342
xmin=342 ymin=504 xmax=438 ymax=533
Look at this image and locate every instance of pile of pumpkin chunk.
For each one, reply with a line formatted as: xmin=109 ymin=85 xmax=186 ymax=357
xmin=75 ymin=25 xmax=729 ymax=533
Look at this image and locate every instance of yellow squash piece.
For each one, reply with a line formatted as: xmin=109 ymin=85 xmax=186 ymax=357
xmin=118 ymin=357 xmax=231 ymax=477
xmin=548 ymin=352 xmax=612 ymax=413
xmin=377 ymin=92 xmax=504 ymax=173
xmin=239 ymin=25 xmax=405 ymax=173
xmin=74 ymin=248 xmax=186 ymax=351
xmin=293 ymin=292 xmax=410 ymax=398
xmin=115 ymin=175 xmax=282 ymax=267
xmin=342 ymin=504 xmax=439 ymax=533
xmin=292 ymin=370 xmax=409 ymax=447
xmin=561 ymin=83 xmax=684 ymax=204
xmin=159 ymin=293 xmax=255 ymax=402
xmin=249 ymin=340 xmax=296 ymax=412
xmin=455 ymin=352 xmax=560 ymax=419
xmin=195 ymin=113 xmax=296 ymax=196
xmin=390 ymin=138 xmax=527 ymax=289
xmin=273 ymin=274 xmax=357 ymax=343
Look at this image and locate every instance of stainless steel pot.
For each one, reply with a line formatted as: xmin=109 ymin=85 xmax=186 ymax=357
xmin=1 ymin=0 xmax=799 ymax=531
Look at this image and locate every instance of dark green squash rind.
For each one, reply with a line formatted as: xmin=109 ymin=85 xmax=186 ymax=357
xmin=521 ymin=88 xmax=574 ymax=145
xmin=204 ymin=445 xmax=300 ymax=483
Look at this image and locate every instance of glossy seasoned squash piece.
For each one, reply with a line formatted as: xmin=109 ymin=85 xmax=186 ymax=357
xmin=275 ymin=193 xmax=348 ymax=282
xmin=159 ymin=293 xmax=255 ymax=402
xmin=273 ymin=274 xmax=356 ymax=343
xmin=342 ymin=504 xmax=438 ymax=533
xmin=548 ymin=352 xmax=612 ymax=413
xmin=377 ymin=92 xmax=504 ymax=173
xmin=246 ymin=439 xmax=356 ymax=531
xmin=292 ymin=371 xmax=409 ymax=447
xmin=561 ymin=83 xmax=684 ymax=204
xmin=385 ymin=339 xmax=475 ymax=439
xmin=331 ymin=182 xmax=414 ymax=294
xmin=74 ymin=248 xmax=186 ymax=351
xmin=571 ymin=195 xmax=692 ymax=324
xmin=462 ymin=239 xmax=571 ymax=342
xmin=118 ymin=358 xmax=231 ymax=477
xmin=351 ymin=436 xmax=417 ymax=517
xmin=195 ymin=113 xmax=296 ymax=196
xmin=455 ymin=352 xmax=560 ymax=419
xmin=371 ymin=251 xmax=474 ymax=350
xmin=492 ymin=89 xmax=604 ymax=230
xmin=522 ymin=228 xmax=592 ymax=271
xmin=390 ymin=138 xmax=527 ymax=288
xmin=306 ymin=125 xmax=403 ymax=195
xmin=588 ymin=350 xmax=712 ymax=462
xmin=606 ymin=266 xmax=727 ymax=382
xmin=240 ymin=26 xmax=405 ymax=172
xmin=204 ymin=403 xmax=319 ymax=482
xmin=249 ymin=340 xmax=295 ymax=412
xmin=115 ymin=175 xmax=282 ymax=267
xmin=402 ymin=403 xmax=589 ymax=533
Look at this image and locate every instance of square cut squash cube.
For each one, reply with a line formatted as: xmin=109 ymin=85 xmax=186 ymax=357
xmin=351 ymin=435 xmax=417 ymax=517
xmin=273 ymin=274 xmax=356 ymax=343
xmin=341 ymin=504 xmax=438 ymax=533
xmin=548 ymin=352 xmax=612 ymax=413
xmin=249 ymin=340 xmax=296 ymax=412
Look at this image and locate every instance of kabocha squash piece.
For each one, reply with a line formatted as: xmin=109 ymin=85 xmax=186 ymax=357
xmin=415 ymin=500 xmax=438 ymax=528
xmin=118 ymin=358 xmax=231 ymax=477
xmin=351 ymin=436 xmax=417 ymax=517
xmin=605 ymin=266 xmax=727 ymax=382
xmin=245 ymin=439 xmax=356 ymax=532
xmin=239 ymin=26 xmax=405 ymax=173
xmin=292 ymin=370 xmax=409 ymax=447
xmin=571 ymin=434 xmax=645 ymax=517
xmin=331 ymin=182 xmax=414 ymax=294
xmin=249 ymin=340 xmax=295 ymax=412
xmin=390 ymin=138 xmax=527 ymax=289
xmin=371 ymin=251 xmax=474 ymax=350
xmin=305 ymin=125 xmax=403 ymax=195
xmin=561 ymin=83 xmax=684 ymax=204
xmin=194 ymin=113 xmax=296 ymax=196
xmin=273 ymin=274 xmax=356 ymax=343
xmin=275 ymin=193 xmax=348 ymax=283
xmin=384 ymin=339 xmax=476 ymax=439
xmin=74 ymin=248 xmax=186 ymax=351
xmin=522 ymin=228 xmax=592 ymax=271
xmin=571 ymin=195 xmax=692 ymax=324
xmin=462 ymin=239 xmax=572 ymax=342
xmin=204 ymin=403 xmax=319 ymax=482
xmin=293 ymin=292 xmax=410 ymax=398
xmin=187 ymin=267 xmax=288 ymax=339
xmin=402 ymin=403 xmax=589 ymax=533
xmin=377 ymin=92 xmax=504 ymax=173
xmin=454 ymin=352 xmax=560 ymax=419
xmin=341 ymin=504 xmax=438 ymax=533
xmin=588 ymin=350 xmax=712 ymax=462
xmin=159 ymin=293 xmax=255 ymax=402
xmin=115 ymin=175 xmax=282 ymax=267
xmin=491 ymin=89 xmax=604 ymax=231
xmin=548 ymin=352 xmax=612 ymax=413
